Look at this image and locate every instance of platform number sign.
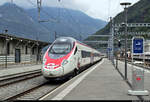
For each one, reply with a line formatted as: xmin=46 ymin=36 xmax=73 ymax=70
xmin=132 ymin=37 xmax=144 ymax=54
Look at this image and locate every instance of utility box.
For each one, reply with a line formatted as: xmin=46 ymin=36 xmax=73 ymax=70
xmin=128 ymin=68 xmax=149 ymax=96
xmin=132 ymin=68 xmax=144 ymax=91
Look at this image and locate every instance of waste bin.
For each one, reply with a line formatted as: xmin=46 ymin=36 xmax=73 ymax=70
xmin=132 ymin=68 xmax=144 ymax=91
xmin=128 ymin=67 xmax=149 ymax=96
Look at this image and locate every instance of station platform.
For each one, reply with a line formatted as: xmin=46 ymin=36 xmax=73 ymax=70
xmin=0 ymin=64 xmax=41 ymax=78
xmin=0 ymin=58 xmax=149 ymax=100
xmin=41 ymin=58 xmax=146 ymax=100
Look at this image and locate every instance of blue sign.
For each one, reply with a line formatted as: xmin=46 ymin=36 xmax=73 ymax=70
xmin=107 ymin=48 xmax=112 ymax=51
xmin=133 ymin=38 xmax=144 ymax=54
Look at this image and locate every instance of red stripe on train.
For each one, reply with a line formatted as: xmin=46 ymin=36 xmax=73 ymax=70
xmin=44 ymin=42 xmax=76 ymax=69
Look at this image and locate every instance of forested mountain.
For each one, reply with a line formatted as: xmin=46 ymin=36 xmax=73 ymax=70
xmin=86 ymin=0 xmax=150 ymax=41
xmin=86 ymin=0 xmax=150 ymax=47
xmin=0 ymin=3 xmax=50 ymax=42
xmin=26 ymin=7 xmax=107 ymax=41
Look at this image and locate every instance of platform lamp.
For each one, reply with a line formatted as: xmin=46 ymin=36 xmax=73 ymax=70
xmin=120 ymin=2 xmax=131 ymax=80
xmin=114 ymin=27 xmax=119 ymax=69
xmin=5 ymin=29 xmax=8 ymax=68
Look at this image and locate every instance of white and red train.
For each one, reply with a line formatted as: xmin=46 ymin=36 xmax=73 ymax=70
xmin=42 ymin=37 xmax=101 ymax=80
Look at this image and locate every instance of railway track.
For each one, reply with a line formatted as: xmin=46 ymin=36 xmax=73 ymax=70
xmin=0 ymin=70 xmax=42 ymax=87
xmin=6 ymin=80 xmax=65 ymax=100
xmin=3 ymin=73 xmax=72 ymax=101
xmin=0 ymin=70 xmax=47 ymax=101
xmin=4 ymin=68 xmax=86 ymax=100
xmin=1 ymin=59 xmax=102 ymax=101
xmin=0 ymin=75 xmax=48 ymax=100
xmin=0 ymin=68 xmax=73 ymax=100
xmin=118 ymin=58 xmax=150 ymax=71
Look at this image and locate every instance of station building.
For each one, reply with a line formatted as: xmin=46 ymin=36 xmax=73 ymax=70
xmin=0 ymin=33 xmax=50 ymax=66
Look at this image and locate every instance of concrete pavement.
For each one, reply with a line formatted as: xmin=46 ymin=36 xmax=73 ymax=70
xmin=0 ymin=64 xmax=42 ymax=78
xmin=40 ymin=58 xmax=140 ymax=100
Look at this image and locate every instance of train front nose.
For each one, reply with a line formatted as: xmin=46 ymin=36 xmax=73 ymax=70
xmin=42 ymin=64 xmax=64 ymax=78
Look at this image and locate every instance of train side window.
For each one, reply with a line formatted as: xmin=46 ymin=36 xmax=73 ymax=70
xmin=81 ymin=51 xmax=91 ymax=58
xmin=81 ymin=51 xmax=85 ymax=58
xmin=74 ymin=47 xmax=78 ymax=55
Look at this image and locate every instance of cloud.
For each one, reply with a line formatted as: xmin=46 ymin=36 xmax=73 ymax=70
xmin=0 ymin=14 xmax=3 ymax=18
xmin=0 ymin=0 xmax=140 ymax=21
xmin=41 ymin=0 xmax=91 ymax=12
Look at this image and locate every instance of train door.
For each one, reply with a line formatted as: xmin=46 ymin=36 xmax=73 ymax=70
xmin=73 ymin=47 xmax=81 ymax=69
xmin=15 ymin=49 xmax=21 ymax=63
xmin=77 ymin=50 xmax=81 ymax=69
xmin=90 ymin=52 xmax=94 ymax=64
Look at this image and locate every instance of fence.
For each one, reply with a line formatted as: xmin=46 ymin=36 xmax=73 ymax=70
xmin=0 ymin=54 xmax=40 ymax=68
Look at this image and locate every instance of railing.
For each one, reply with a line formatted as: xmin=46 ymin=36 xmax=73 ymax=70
xmin=0 ymin=55 xmax=41 ymax=68
xmin=0 ymin=55 xmax=15 ymax=64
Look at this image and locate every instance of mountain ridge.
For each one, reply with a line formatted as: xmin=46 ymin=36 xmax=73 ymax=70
xmin=0 ymin=3 xmax=107 ymax=42
xmin=26 ymin=6 xmax=107 ymax=40
xmin=86 ymin=0 xmax=150 ymax=43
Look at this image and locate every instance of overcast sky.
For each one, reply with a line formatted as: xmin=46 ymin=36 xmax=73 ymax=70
xmin=0 ymin=0 xmax=139 ymax=21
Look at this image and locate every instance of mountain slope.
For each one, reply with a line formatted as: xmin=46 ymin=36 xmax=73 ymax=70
xmin=86 ymin=0 xmax=150 ymax=42
xmin=0 ymin=3 xmax=107 ymax=42
xmin=0 ymin=3 xmax=51 ymax=42
xmin=26 ymin=7 xmax=107 ymax=40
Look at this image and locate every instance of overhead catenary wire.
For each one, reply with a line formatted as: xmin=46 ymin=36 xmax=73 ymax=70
xmin=56 ymin=0 xmax=83 ymax=40
xmin=27 ymin=0 xmax=58 ymax=41
xmin=113 ymin=0 xmax=122 ymax=17
xmin=59 ymin=0 xmax=83 ymax=40
xmin=27 ymin=0 xmax=78 ymax=39
xmin=26 ymin=0 xmax=68 ymax=41
xmin=107 ymin=0 xmax=122 ymax=22
xmin=107 ymin=0 xmax=111 ymax=22
xmin=11 ymin=0 xmax=13 ymax=4
xmin=27 ymin=0 xmax=58 ymax=22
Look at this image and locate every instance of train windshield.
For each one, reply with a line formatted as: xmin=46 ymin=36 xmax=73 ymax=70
xmin=49 ymin=43 xmax=71 ymax=54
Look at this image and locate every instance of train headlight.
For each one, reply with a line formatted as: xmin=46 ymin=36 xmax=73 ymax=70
xmin=61 ymin=60 xmax=68 ymax=66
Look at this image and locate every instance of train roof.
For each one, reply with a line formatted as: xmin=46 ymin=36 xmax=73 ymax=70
xmin=55 ymin=37 xmax=100 ymax=53
xmin=56 ymin=37 xmax=76 ymax=42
